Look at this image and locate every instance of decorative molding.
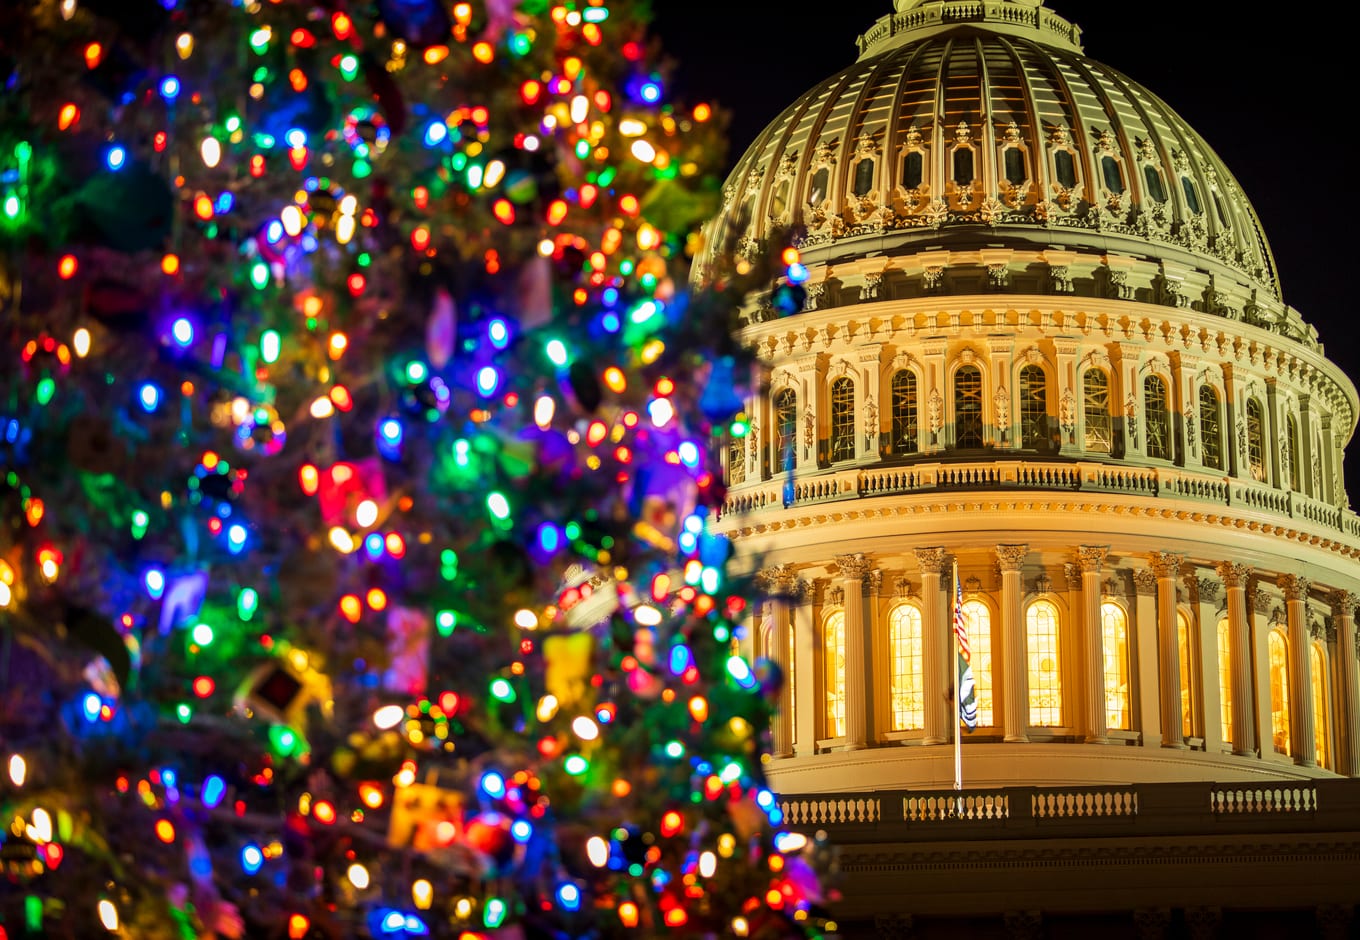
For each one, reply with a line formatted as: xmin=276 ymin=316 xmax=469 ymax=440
xmin=1078 ymin=545 xmax=1109 ymax=572
xmin=836 ymin=553 xmax=870 ymax=582
xmin=915 ymin=547 xmax=949 ymax=576
xmin=1034 ymin=572 xmax=1052 ymax=595
xmin=893 ymin=576 xmax=914 ymax=598
xmin=1215 ymin=562 xmax=1251 ymax=588
xmin=868 ymin=569 xmax=883 ymax=594
xmin=995 ymin=544 xmax=1029 ymax=572
xmin=1195 ymin=577 xmax=1222 ymax=605
xmin=1063 ymin=563 xmax=1082 ymax=591
xmin=1148 ymin=551 xmax=1183 ymax=579
xmin=1277 ymin=574 xmax=1312 ymax=602
xmin=826 ymin=584 xmax=845 ymax=607
xmin=759 ymin=564 xmax=809 ymax=603
xmin=1133 ymin=569 xmax=1159 ymax=596
xmin=1330 ymin=590 xmax=1357 ymax=619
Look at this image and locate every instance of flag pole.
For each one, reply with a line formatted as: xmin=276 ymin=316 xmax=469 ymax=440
xmin=953 ymin=560 xmax=963 ymax=794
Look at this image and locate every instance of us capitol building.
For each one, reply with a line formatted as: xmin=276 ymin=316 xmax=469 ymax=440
xmin=702 ymin=1 xmax=1360 ymax=935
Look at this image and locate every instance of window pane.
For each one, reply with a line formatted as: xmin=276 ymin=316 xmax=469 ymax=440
xmin=1144 ymin=375 xmax=1170 ymax=460
xmin=1312 ymin=644 xmax=1329 ymax=770
xmin=727 ymin=432 xmax=745 ymax=485
xmin=1003 ymin=148 xmax=1026 ymax=186
xmin=963 ymin=601 xmax=993 ymax=727
xmin=1246 ymin=399 xmax=1266 ymax=482
xmin=953 ymin=148 xmax=974 ymax=188
xmin=955 ymin=365 xmax=984 ymax=449
xmin=1199 ymin=386 xmax=1222 ymax=470
xmin=1177 ymin=610 xmax=1193 ymax=738
xmin=1212 ymin=191 xmax=1230 ymax=229
xmin=830 ymin=377 xmax=855 ymax=462
xmin=891 ymin=370 xmax=918 ymax=455
xmin=1084 ymin=370 xmax=1111 ymax=454
xmin=1181 ymin=176 xmax=1202 ymax=214
xmin=1101 ymin=602 xmax=1130 ymax=730
xmin=1101 ymin=155 xmax=1124 ymax=194
xmin=1143 ymin=165 xmax=1166 ymax=203
xmin=853 ymin=159 xmax=875 ymax=197
xmin=1284 ymin=415 xmax=1299 ymax=491
xmin=1217 ymin=617 xmax=1232 ymax=744
xmin=1269 ymin=629 xmax=1289 ymax=754
xmin=1020 ymin=364 xmax=1047 ymax=449
xmin=902 ymin=151 xmax=924 ymax=190
xmin=1054 ymin=150 xmax=1077 ymax=189
xmin=810 ymin=167 xmax=830 ymax=206
xmin=774 ymin=388 xmax=797 ymax=473
xmin=889 ymin=605 xmax=924 ymax=731
xmin=772 ymin=179 xmax=791 ymax=218
xmin=1026 ymin=600 xmax=1062 ymax=727
xmin=824 ymin=611 xmax=846 ymax=738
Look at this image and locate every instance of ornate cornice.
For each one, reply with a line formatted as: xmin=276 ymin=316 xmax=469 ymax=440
xmin=915 ymin=547 xmax=948 ymax=575
xmin=1277 ymin=574 xmax=1312 ymax=602
xmin=996 ymin=544 xmax=1029 ymax=572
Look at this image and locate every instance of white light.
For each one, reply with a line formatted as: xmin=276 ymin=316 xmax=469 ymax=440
xmin=536 ymin=694 xmax=559 ymax=722
xmin=571 ymin=716 xmax=600 ymax=741
xmin=570 ymin=95 xmax=589 ymax=124
xmin=484 ymin=159 xmax=506 ymax=188
xmin=630 ymin=139 xmax=656 ymax=163
xmin=586 ymin=835 xmax=609 ymax=867
xmin=354 ymin=499 xmax=378 ymax=528
xmin=281 ymin=204 xmax=304 ymax=237
xmin=373 ymin=705 xmax=405 ymax=730
xmin=347 ymin=862 xmax=370 ymax=890
xmin=200 ymin=137 xmax=221 ymax=168
xmin=336 ymin=214 xmax=356 ymax=244
xmin=310 ymin=396 xmax=335 ymax=419
xmin=633 ymin=604 xmax=662 ymax=627
xmin=648 ymin=397 xmax=675 ymax=428
xmin=699 ymin=850 xmax=717 ymax=878
xmin=98 ymin=899 xmax=119 ymax=931
xmin=6 ymin=754 xmax=23 ymax=787
xmin=73 ymin=328 xmax=91 ymax=358
xmin=618 ymin=119 xmax=646 ymax=137
xmin=513 ymin=608 xmax=538 ymax=630
xmin=27 ymin=807 xmax=52 ymax=843
xmin=534 ymin=394 xmax=556 ymax=429
xmin=328 ymin=527 xmax=356 ymax=554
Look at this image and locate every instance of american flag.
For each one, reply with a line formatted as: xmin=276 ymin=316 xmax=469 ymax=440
xmin=954 ymin=567 xmax=978 ymax=730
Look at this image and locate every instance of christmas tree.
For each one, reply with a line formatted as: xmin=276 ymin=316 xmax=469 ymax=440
xmin=0 ymin=0 xmax=831 ymax=936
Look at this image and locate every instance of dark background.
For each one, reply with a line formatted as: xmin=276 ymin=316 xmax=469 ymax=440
xmin=652 ymin=1 xmax=1360 ymax=500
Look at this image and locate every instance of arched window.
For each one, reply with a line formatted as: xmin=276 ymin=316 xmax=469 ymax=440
xmin=891 ymin=370 xmax=919 ymax=455
xmin=1246 ymin=398 xmax=1266 ymax=482
xmin=1284 ymin=413 xmax=1300 ymax=491
xmin=1144 ymin=375 xmax=1171 ymax=460
xmin=773 ymin=387 xmax=797 ymax=473
xmin=1176 ymin=609 xmax=1194 ymax=738
xmin=1026 ymin=599 xmax=1062 ymax=727
xmin=852 ymin=158 xmax=875 ymax=198
xmin=1217 ymin=616 xmax=1232 ymax=745
xmin=961 ymin=600 xmax=994 ymax=727
xmin=1019 ymin=364 xmax=1047 ymax=449
xmin=954 ymin=365 xmax=984 ymax=449
xmin=888 ymin=604 xmax=925 ymax=731
xmin=1084 ymin=369 xmax=1112 ymax=454
xmin=823 ymin=610 xmax=846 ymax=738
xmin=1101 ymin=602 xmax=1130 ymax=731
xmin=1312 ymin=642 xmax=1330 ymax=770
xmin=1268 ymin=628 xmax=1290 ymax=755
xmin=829 ymin=377 xmax=855 ymax=463
xmin=1199 ymin=385 xmax=1223 ymax=470
xmin=727 ymin=432 xmax=745 ymax=486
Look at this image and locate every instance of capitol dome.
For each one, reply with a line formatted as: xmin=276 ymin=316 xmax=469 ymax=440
xmin=710 ymin=0 xmax=1360 ymax=802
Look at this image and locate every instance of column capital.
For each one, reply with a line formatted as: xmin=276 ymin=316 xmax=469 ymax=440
xmin=759 ymin=565 xmax=809 ymax=602
xmin=867 ymin=569 xmax=883 ymax=595
xmin=1277 ymin=573 xmax=1312 ymax=602
xmin=1133 ymin=568 xmax=1159 ymax=596
xmin=1077 ymin=545 xmax=1109 ymax=572
xmin=995 ymin=544 xmax=1029 ymax=572
xmin=1194 ymin=577 xmax=1222 ymax=605
xmin=1215 ymin=561 xmax=1251 ymax=588
xmin=1063 ymin=562 xmax=1082 ymax=591
xmin=915 ymin=547 xmax=949 ymax=575
xmin=1330 ymin=590 xmax=1357 ymax=616
xmin=1148 ymin=551 xmax=1183 ymax=579
xmin=835 ymin=553 xmax=870 ymax=581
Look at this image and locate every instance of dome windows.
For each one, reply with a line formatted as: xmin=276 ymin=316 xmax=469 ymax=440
xmin=853 ymin=157 xmax=876 ymax=198
xmin=888 ymin=604 xmax=925 ymax=731
xmin=897 ymin=124 xmax=929 ymax=200
xmin=1142 ymin=164 xmax=1167 ymax=204
xmin=1100 ymin=155 xmax=1124 ymax=195
xmin=1054 ymin=149 xmax=1078 ymax=190
xmin=773 ymin=387 xmax=798 ymax=473
xmin=1143 ymin=375 xmax=1171 ymax=460
xmin=809 ymin=166 xmax=831 ymax=208
xmin=1019 ymin=364 xmax=1048 ymax=449
xmin=1198 ymin=385 xmax=1223 ymax=471
xmin=1025 ymin=599 xmax=1063 ymax=727
xmin=891 ymin=369 xmax=919 ymax=455
xmin=1245 ymin=397 xmax=1266 ymax=481
xmin=1102 ymin=602 xmax=1131 ymax=731
xmin=829 ymin=377 xmax=856 ymax=463
xmin=1180 ymin=175 xmax=1203 ymax=215
xmin=1004 ymin=147 xmax=1027 ymax=187
xmin=901 ymin=150 xmax=925 ymax=190
xmin=1083 ymin=369 xmax=1112 ymax=454
xmin=953 ymin=364 xmax=985 ymax=449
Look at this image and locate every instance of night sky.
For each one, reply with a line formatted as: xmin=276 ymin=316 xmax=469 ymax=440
xmin=652 ymin=0 xmax=1360 ymax=494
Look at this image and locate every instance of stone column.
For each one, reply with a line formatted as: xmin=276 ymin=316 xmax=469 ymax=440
xmin=791 ymin=585 xmax=817 ymax=757
xmin=1279 ymin=574 xmax=1316 ymax=767
xmin=835 ymin=553 xmax=870 ymax=750
xmin=997 ymin=544 xmax=1030 ymax=743
xmin=916 ymin=548 xmax=949 ymax=745
xmin=1079 ymin=547 xmax=1110 ymax=743
xmin=1133 ymin=568 xmax=1162 ymax=747
xmin=1193 ymin=574 xmax=1225 ymax=753
xmin=762 ymin=566 xmax=805 ymax=759
xmin=1151 ymin=552 xmax=1187 ymax=749
xmin=1216 ymin=563 xmax=1257 ymax=757
xmin=866 ymin=569 xmax=884 ymax=742
xmin=1331 ymin=591 xmax=1360 ymax=777
xmin=1250 ymin=582 xmax=1277 ymax=759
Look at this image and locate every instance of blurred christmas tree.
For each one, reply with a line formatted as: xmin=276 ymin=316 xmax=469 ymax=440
xmin=0 ymin=0 xmax=831 ymax=937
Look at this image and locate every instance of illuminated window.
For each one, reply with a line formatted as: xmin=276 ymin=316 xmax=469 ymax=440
xmin=1217 ymin=616 xmax=1232 ymax=744
xmin=1026 ymin=599 xmax=1062 ymax=727
xmin=1019 ymin=364 xmax=1047 ymax=449
xmin=954 ymin=365 xmax=984 ymax=449
xmin=1269 ymin=628 xmax=1290 ymax=754
xmin=774 ymin=387 xmax=797 ymax=473
xmin=1101 ymin=602 xmax=1130 ymax=730
xmin=1312 ymin=642 xmax=1330 ymax=770
xmin=1144 ymin=375 xmax=1170 ymax=460
xmin=1176 ymin=610 xmax=1194 ymax=738
xmin=829 ymin=377 xmax=855 ymax=463
xmin=823 ymin=610 xmax=846 ymax=738
xmin=1246 ymin=398 xmax=1266 ymax=482
xmin=727 ymin=433 xmax=745 ymax=486
xmin=962 ymin=600 xmax=994 ymax=727
xmin=1284 ymin=413 xmax=1299 ymax=491
xmin=891 ymin=370 xmax=918 ymax=455
xmin=888 ymin=604 xmax=924 ymax=731
xmin=1199 ymin=385 xmax=1223 ymax=470
xmin=1084 ymin=369 xmax=1111 ymax=454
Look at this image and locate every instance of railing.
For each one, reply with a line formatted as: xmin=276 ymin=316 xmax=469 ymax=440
xmin=777 ymin=780 xmax=1360 ymax=843
xmin=718 ymin=458 xmax=1360 ymax=545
